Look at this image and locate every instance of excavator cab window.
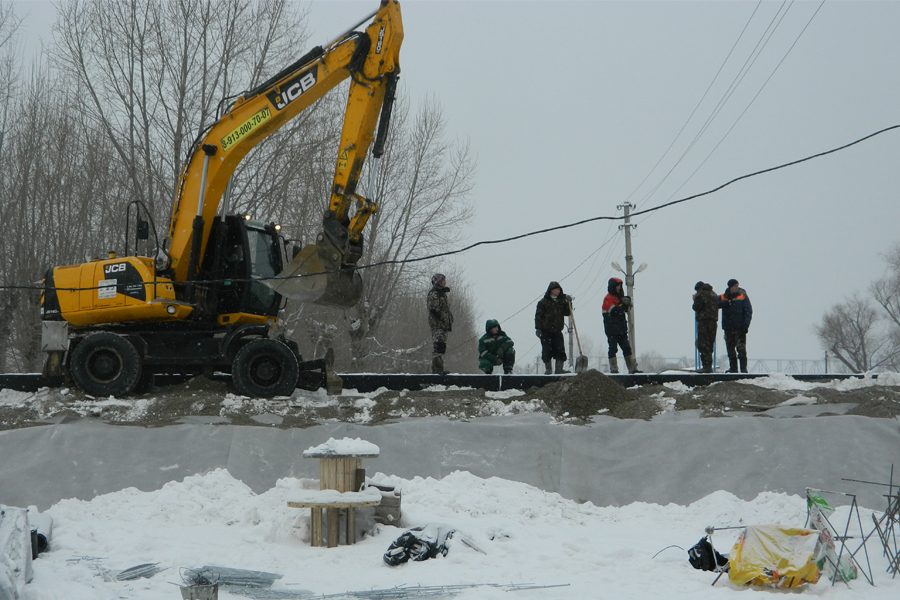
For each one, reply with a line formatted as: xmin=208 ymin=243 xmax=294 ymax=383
xmin=201 ymin=215 xmax=283 ymax=318
xmin=244 ymin=222 xmax=282 ymax=313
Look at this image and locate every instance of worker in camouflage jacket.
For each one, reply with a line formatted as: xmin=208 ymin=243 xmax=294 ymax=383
xmin=692 ymin=281 xmax=719 ymax=373
xmin=427 ymin=273 xmax=453 ymax=374
xmin=719 ymin=278 xmax=752 ymax=373
xmin=478 ymin=319 xmax=515 ymax=374
xmin=534 ymin=281 xmax=571 ymax=374
xmin=602 ymin=277 xmax=639 ymax=373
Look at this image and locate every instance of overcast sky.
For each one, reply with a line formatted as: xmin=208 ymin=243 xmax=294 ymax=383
xmin=17 ymin=0 xmax=900 ymax=368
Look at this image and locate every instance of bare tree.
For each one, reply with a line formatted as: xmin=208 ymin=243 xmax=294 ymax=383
xmin=339 ymin=93 xmax=476 ymax=368
xmin=53 ymin=0 xmax=308 ymax=231
xmin=815 ymin=295 xmax=886 ymax=372
xmin=871 ymin=242 xmax=900 ymax=369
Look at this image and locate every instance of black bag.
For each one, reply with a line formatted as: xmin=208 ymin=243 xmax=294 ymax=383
xmin=687 ymin=537 xmax=729 ymax=571
xmin=383 ymin=526 xmax=454 ymax=567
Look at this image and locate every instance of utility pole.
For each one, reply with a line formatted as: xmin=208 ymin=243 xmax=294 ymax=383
xmin=618 ymin=202 xmax=637 ymax=356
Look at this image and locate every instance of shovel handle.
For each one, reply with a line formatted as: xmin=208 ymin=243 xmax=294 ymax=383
xmin=567 ymin=299 xmax=585 ymax=355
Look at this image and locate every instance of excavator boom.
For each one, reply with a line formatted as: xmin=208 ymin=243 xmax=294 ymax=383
xmin=165 ymin=0 xmax=402 ymax=306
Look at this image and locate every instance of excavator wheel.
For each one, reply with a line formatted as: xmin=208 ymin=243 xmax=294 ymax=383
xmin=69 ymin=332 xmax=143 ymax=397
xmin=231 ymin=338 xmax=299 ymax=398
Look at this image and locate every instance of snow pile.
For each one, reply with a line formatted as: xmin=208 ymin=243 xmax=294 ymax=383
xmin=25 ymin=469 xmax=900 ymax=599
xmin=0 ymin=389 xmax=36 ymax=408
xmin=484 ymin=389 xmax=526 ymax=400
xmin=303 ymin=437 xmax=380 ymax=456
xmin=478 ymin=398 xmax=544 ymax=417
xmin=663 ymin=380 xmax=693 ymax=393
xmin=745 ymin=372 xmax=900 ymax=391
xmin=777 ymin=395 xmax=818 ymax=407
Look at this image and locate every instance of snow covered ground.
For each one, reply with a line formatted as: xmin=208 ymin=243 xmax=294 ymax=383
xmin=2 ymin=374 xmax=898 ymax=599
xmin=22 ymin=469 xmax=900 ymax=599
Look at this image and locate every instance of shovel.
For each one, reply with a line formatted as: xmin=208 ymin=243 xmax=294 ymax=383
xmin=567 ymin=298 xmax=589 ymax=373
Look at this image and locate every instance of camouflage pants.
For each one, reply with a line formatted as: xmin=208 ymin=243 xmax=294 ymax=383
xmin=696 ymin=320 xmax=717 ymax=370
xmin=724 ymin=330 xmax=747 ymax=361
xmin=431 ymin=328 xmax=449 ymax=356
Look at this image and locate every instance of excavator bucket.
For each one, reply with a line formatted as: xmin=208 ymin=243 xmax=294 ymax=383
xmin=268 ymin=244 xmax=363 ymax=307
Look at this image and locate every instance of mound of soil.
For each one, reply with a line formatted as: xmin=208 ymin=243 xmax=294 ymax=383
xmin=528 ymin=369 xmax=660 ymax=420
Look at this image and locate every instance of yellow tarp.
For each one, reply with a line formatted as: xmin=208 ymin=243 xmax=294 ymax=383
xmin=728 ymin=525 xmax=822 ymax=588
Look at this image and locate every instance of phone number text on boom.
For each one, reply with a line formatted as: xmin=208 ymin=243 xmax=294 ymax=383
xmin=221 ymin=107 xmax=272 ymax=151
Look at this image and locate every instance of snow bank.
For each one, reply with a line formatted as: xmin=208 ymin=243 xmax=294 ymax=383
xmin=24 ymin=469 xmax=899 ymax=599
xmin=744 ymin=372 xmax=900 ymax=391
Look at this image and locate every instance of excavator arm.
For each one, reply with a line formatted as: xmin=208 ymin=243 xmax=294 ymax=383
xmin=164 ymin=0 xmax=402 ymax=307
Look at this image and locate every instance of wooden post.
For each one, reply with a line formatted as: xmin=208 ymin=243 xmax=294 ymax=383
xmin=326 ymin=508 xmax=339 ymax=548
xmin=310 ymin=508 xmax=323 ymax=547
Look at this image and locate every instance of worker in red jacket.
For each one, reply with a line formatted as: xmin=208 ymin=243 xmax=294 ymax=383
xmin=602 ymin=277 xmax=640 ymax=373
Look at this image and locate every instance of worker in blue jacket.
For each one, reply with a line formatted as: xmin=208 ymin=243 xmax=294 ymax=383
xmin=719 ymin=278 xmax=752 ymax=373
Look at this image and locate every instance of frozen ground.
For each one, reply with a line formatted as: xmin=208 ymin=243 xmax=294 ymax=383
xmin=1 ymin=371 xmax=899 ymax=429
xmin=1 ymin=373 xmax=899 ymax=598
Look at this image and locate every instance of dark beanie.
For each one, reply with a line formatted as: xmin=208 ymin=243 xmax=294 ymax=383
xmin=727 ymin=278 xmax=739 ymax=288
xmin=694 ymin=281 xmax=704 ymax=291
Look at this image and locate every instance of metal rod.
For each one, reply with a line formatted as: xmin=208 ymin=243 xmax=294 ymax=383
xmin=323 ymin=8 xmax=379 ymax=49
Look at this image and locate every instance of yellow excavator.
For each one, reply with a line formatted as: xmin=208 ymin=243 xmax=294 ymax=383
xmin=40 ymin=0 xmax=403 ymax=397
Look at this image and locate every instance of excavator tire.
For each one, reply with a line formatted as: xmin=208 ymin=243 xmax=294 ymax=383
xmin=231 ymin=338 xmax=299 ymax=398
xmin=69 ymin=332 xmax=143 ymax=397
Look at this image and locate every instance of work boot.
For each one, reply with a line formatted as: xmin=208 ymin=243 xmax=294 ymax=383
xmin=726 ymin=358 xmax=738 ymax=373
xmin=554 ymin=359 xmax=570 ymax=374
xmin=543 ymin=361 xmax=552 ymax=375
xmin=608 ymin=356 xmax=619 ymax=374
xmin=739 ymin=358 xmax=748 ymax=373
xmin=503 ymin=366 xmax=513 ymax=375
xmin=431 ymin=355 xmax=447 ymax=375
xmin=625 ymin=355 xmax=642 ymax=374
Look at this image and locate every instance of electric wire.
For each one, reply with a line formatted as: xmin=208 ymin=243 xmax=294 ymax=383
xmin=447 ymin=229 xmax=622 ymax=354
xmin=638 ymin=0 xmax=794 ymax=208
xmin=1 ymin=121 xmax=898 ymax=294
xmin=623 ymin=0 xmax=763 ymax=205
xmin=664 ymin=0 xmax=827 ymax=202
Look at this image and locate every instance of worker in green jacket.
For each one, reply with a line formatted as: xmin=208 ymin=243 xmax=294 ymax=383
xmin=478 ymin=319 xmax=515 ymax=374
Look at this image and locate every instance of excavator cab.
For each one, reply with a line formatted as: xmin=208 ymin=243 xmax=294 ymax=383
xmin=198 ymin=215 xmax=284 ymax=323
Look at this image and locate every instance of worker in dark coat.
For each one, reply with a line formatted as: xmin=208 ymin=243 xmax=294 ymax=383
xmin=427 ymin=273 xmax=453 ymax=374
xmin=478 ymin=319 xmax=515 ymax=374
xmin=534 ymin=281 xmax=571 ymax=374
xmin=692 ymin=281 xmax=719 ymax=373
xmin=602 ymin=277 xmax=639 ymax=373
xmin=719 ymin=278 xmax=752 ymax=373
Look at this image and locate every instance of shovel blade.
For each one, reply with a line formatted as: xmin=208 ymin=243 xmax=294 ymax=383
xmin=575 ymin=355 xmax=589 ymax=373
xmin=266 ymin=244 xmax=362 ymax=307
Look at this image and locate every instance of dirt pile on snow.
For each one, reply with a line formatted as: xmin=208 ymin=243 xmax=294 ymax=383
xmin=529 ymin=369 xmax=660 ymax=420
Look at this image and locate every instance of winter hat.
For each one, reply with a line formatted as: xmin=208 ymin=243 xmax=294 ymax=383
xmin=608 ymin=277 xmax=623 ymax=293
xmin=694 ymin=281 xmax=705 ymax=291
xmin=727 ymin=278 xmax=739 ymax=288
xmin=431 ymin=273 xmax=446 ymax=286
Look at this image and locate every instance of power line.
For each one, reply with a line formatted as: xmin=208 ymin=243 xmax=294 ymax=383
xmin=447 ymin=229 xmax=622 ymax=353
xmin=638 ymin=0 xmax=794 ymax=208
xmin=665 ymin=0 xmax=827 ymax=201
xmin=623 ymin=0 xmax=763 ymax=204
xmin=2 ymin=121 xmax=898 ymax=294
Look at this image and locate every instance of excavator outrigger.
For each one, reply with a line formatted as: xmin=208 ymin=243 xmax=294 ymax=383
xmin=40 ymin=0 xmax=403 ymax=397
